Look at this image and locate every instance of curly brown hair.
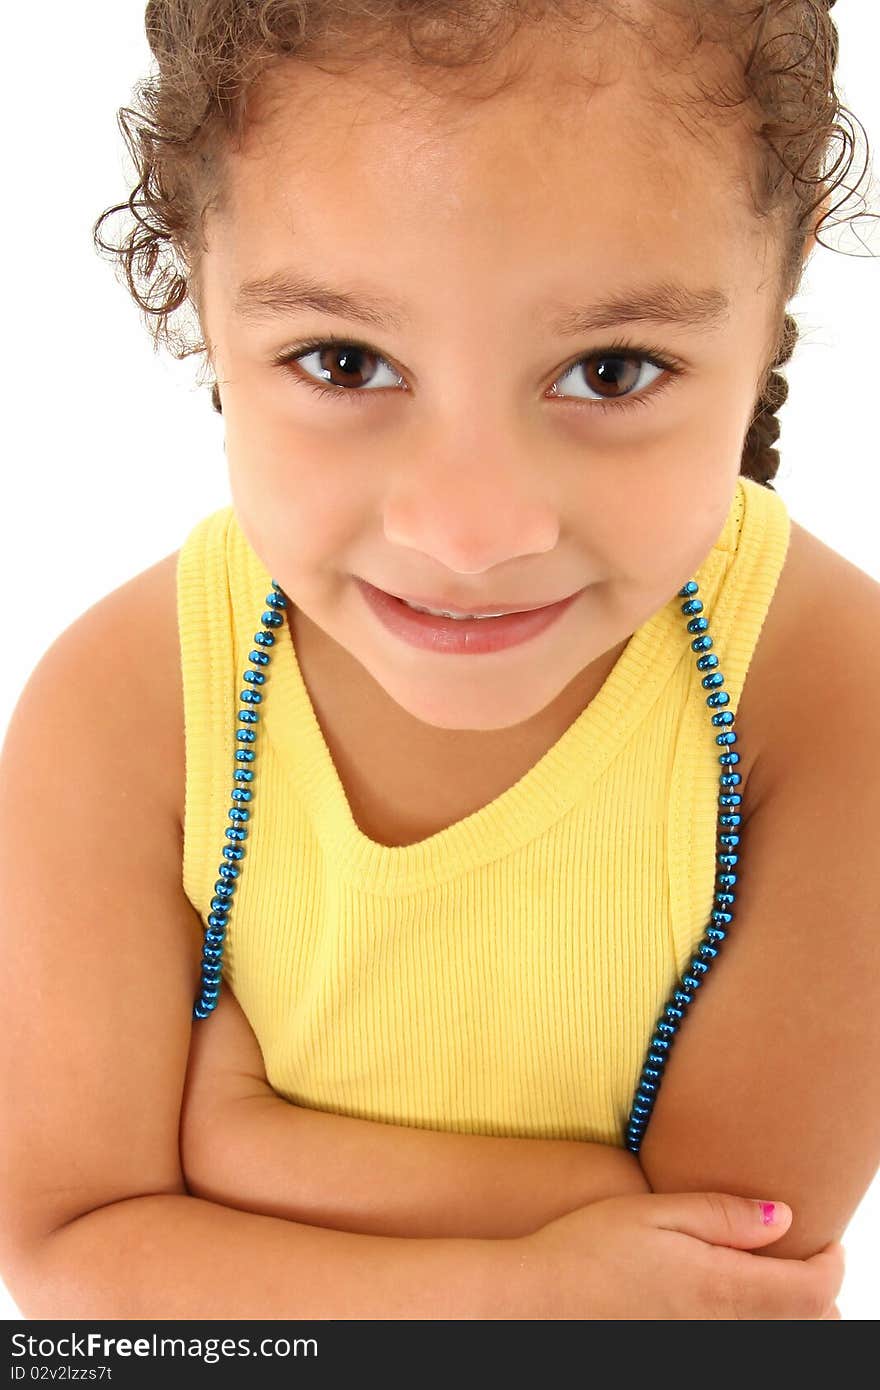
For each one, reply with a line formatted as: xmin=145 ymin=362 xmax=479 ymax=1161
xmin=94 ymin=0 xmax=876 ymax=490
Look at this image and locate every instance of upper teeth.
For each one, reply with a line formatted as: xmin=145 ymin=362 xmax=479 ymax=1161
xmin=403 ymin=600 xmax=509 ymax=620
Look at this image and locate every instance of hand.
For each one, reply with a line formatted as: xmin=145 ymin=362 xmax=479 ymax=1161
xmin=510 ymin=1191 xmax=845 ymax=1320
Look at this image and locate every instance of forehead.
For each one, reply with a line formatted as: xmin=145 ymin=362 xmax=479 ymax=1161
xmin=208 ymin=18 xmax=770 ymax=302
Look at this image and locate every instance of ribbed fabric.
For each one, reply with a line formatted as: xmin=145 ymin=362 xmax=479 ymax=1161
xmin=177 ymin=476 xmax=790 ymax=1145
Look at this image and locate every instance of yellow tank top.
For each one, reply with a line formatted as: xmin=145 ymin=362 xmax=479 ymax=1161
xmin=177 ymin=476 xmax=790 ymax=1146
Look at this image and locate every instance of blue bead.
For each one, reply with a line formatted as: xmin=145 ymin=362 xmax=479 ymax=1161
xmin=712 ymin=711 xmax=735 ymax=728
xmin=719 ymin=793 xmax=742 ymax=808
xmin=248 ymin=649 xmax=271 ymax=666
xmin=238 ymin=709 xmax=259 ymax=724
xmin=698 ymin=943 xmax=718 ymax=960
xmin=673 ymin=989 xmax=693 ymax=1007
xmin=706 ymin=926 xmax=727 ymax=942
xmin=716 ymin=730 xmax=737 ymax=746
xmin=225 ymin=827 xmax=248 ymax=842
xmin=236 ymin=729 xmax=256 ymax=743
xmin=718 ymin=873 xmax=737 ymax=888
xmin=253 ymin=630 xmax=276 ymax=647
xmin=679 ymin=581 xmax=699 ymax=596
xmin=231 ymin=788 xmax=253 ymax=804
xmin=657 ymin=1020 xmax=677 ymax=1037
xmin=720 ymin=773 xmax=741 ymax=787
xmin=650 ymin=1036 xmax=671 ymax=1052
xmin=696 ymin=654 xmax=719 ymax=671
xmin=234 ymin=770 xmax=255 ymax=784
xmin=222 ymin=847 xmax=245 ymax=862
xmin=690 ymin=958 xmax=709 ymax=975
xmin=702 ymin=672 xmax=725 ymax=690
xmin=243 ymin=670 xmax=266 ymax=686
xmin=664 ymin=1005 xmax=684 ymax=1023
xmin=229 ymin=808 xmax=250 ymax=823
xmin=235 ymin=752 xmax=256 ymax=765
xmin=719 ymin=814 xmax=742 ymax=829
xmin=719 ymin=750 xmax=740 ymax=765
xmin=682 ymin=974 xmax=701 ymax=990
xmin=647 ymin=1051 xmax=667 ymax=1067
xmin=681 ymin=598 xmax=703 ymax=616
xmin=692 ymin=635 xmax=713 ymax=652
xmin=240 ymin=689 xmax=262 ymax=705
xmin=707 ymin=690 xmax=730 ymax=707
xmin=213 ymin=882 xmax=234 ymax=899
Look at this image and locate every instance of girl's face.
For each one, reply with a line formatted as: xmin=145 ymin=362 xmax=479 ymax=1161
xmin=199 ymin=29 xmax=795 ymax=733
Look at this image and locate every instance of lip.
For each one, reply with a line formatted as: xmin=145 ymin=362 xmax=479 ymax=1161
xmin=381 ymin=590 xmax=568 ymax=617
xmin=355 ymin=577 xmax=584 ymax=655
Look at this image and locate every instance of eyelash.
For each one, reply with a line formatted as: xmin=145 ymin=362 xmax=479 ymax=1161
xmin=270 ymin=334 xmax=686 ymax=417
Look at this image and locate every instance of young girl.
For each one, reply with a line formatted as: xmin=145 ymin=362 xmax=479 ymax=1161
xmin=1 ymin=0 xmax=877 ymax=1320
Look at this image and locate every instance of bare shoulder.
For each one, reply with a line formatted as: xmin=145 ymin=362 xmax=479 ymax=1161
xmin=116 ymin=546 xmax=186 ymax=836
xmin=743 ymin=515 xmax=880 ymax=808
xmin=25 ymin=548 xmax=187 ymax=837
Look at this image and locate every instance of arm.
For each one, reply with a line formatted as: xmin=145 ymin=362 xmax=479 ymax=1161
xmin=0 ymin=587 xmax=525 ymax=1321
xmin=180 ymin=987 xmax=651 ymax=1240
xmin=637 ymin=569 xmax=880 ymax=1265
xmin=20 ymin=1195 xmax=515 ymax=1321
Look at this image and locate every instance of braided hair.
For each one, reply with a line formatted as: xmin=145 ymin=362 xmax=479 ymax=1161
xmin=742 ymin=0 xmax=840 ymax=492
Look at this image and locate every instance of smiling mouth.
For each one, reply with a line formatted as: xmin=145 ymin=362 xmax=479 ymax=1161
xmin=372 ymin=586 xmax=580 ymax=619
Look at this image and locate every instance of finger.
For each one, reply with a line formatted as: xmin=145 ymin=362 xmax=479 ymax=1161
xmin=721 ymin=1242 xmax=845 ymax=1320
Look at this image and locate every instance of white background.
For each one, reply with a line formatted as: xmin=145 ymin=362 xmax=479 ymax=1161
xmin=1 ymin=1 xmax=878 ymax=1320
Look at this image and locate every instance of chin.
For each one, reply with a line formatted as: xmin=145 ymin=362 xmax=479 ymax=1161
xmin=371 ymin=669 xmax=570 ymax=733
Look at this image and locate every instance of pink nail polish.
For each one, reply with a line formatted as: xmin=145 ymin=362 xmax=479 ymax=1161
xmin=759 ymin=1201 xmax=776 ymax=1225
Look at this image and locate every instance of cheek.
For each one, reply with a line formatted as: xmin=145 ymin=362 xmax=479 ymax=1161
xmin=565 ymin=452 xmax=736 ymax=603
xmin=228 ymin=433 xmax=368 ymax=578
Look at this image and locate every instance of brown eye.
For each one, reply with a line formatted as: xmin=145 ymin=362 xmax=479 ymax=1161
xmin=551 ymin=352 xmax=665 ymax=404
xmin=314 ymin=344 xmax=379 ymax=389
xmin=582 ymin=355 xmax=643 ymax=397
xmin=280 ymin=341 xmax=401 ymax=396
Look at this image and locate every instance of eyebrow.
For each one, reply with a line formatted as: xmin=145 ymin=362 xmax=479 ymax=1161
xmin=232 ymin=272 xmax=731 ymax=335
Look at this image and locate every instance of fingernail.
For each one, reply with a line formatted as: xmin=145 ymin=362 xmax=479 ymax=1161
xmin=758 ymin=1201 xmax=789 ymax=1225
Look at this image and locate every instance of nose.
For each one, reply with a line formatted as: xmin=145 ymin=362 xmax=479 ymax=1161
xmin=381 ymin=427 xmax=561 ymax=574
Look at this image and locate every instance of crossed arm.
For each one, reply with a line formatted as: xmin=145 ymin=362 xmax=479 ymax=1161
xmin=179 ymin=987 xmax=651 ymax=1241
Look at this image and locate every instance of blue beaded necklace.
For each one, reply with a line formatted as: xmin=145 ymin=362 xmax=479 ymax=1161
xmin=192 ymin=576 xmax=742 ymax=1155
